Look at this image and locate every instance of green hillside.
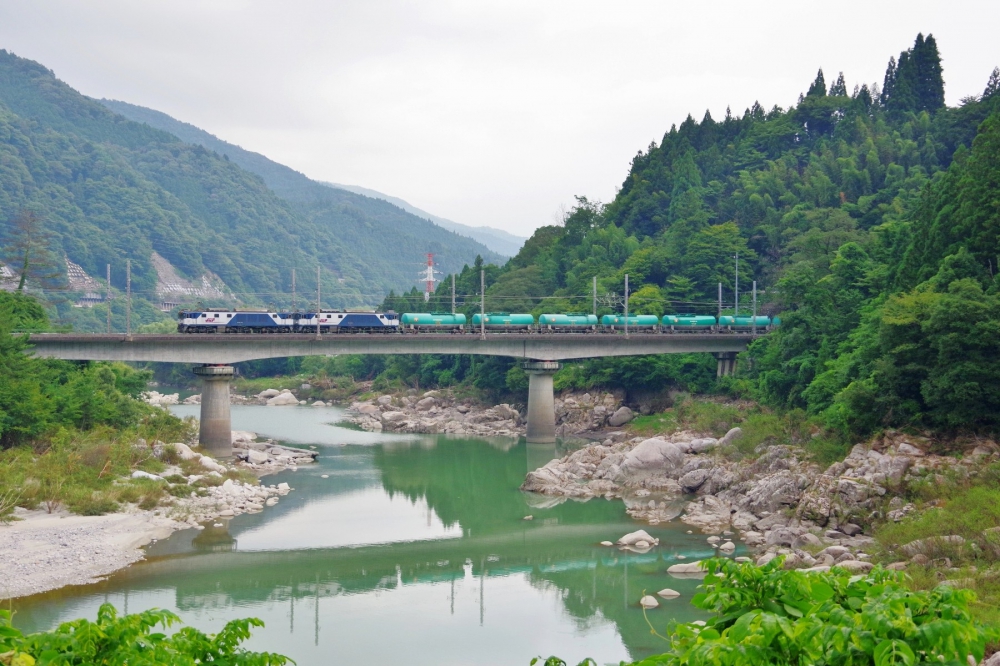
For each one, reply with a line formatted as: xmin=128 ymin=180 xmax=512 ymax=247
xmin=0 ymin=50 xmax=501 ymax=323
xmin=396 ymin=35 xmax=1000 ymax=436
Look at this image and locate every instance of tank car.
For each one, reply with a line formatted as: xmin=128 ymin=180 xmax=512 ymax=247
xmin=470 ymin=313 xmax=535 ymax=330
xmin=537 ymin=313 xmax=598 ymax=332
xmin=600 ymin=314 xmax=660 ymax=331
xmin=399 ymin=312 xmax=466 ymax=332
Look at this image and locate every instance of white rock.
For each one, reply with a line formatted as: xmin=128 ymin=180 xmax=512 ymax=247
xmin=707 ymin=536 xmax=721 ymax=545
xmin=219 ymin=509 xmax=234 ymax=517
xmin=265 ymin=497 xmax=278 ymax=506
xmin=258 ymin=389 xmax=280 ymax=399
xmin=321 ymin=474 xmax=330 ymax=479
xmin=231 ymin=430 xmax=257 ymax=444
xmin=719 ymin=541 xmax=736 ymax=553
xmin=267 ymin=392 xmax=300 ymax=406
xmin=277 ymin=482 xmax=290 ymax=491
xmin=312 ymin=401 xmax=327 ymax=407
xmin=377 ymin=395 xmax=393 ymax=405
xmin=608 ymin=406 xmax=634 ymax=427
xmin=622 ymin=438 xmax=685 ymax=472
xmin=719 ymin=427 xmax=743 ymax=446
xmin=666 ymin=561 xmax=705 ymax=574
xmin=199 ymin=456 xmax=226 ymax=473
xmin=171 ymin=442 xmax=199 ymax=460
xmin=131 ymin=470 xmax=164 ymax=481
xmin=247 ymin=449 xmax=269 ymax=465
xmin=657 ymin=588 xmax=680 ymax=599
xmin=897 ymin=442 xmax=925 ymax=456
xmin=639 ymin=595 xmax=659 ymax=609
xmin=617 ymin=529 xmax=657 ymax=546
xmin=600 ymin=541 xmax=614 ymax=546
xmin=634 ymin=540 xmax=650 ymax=549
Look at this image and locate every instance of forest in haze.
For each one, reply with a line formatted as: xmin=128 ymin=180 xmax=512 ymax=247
xmin=0 ymin=49 xmax=500 ymax=328
xmin=366 ymin=35 xmax=1000 ymax=438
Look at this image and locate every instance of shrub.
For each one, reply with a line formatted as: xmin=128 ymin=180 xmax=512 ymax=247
xmin=546 ymin=558 xmax=999 ymax=666
xmin=0 ymin=603 xmax=291 ymax=665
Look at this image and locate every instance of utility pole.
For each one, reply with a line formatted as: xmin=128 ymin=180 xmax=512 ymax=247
xmin=480 ymin=269 xmax=485 ymax=340
xmin=752 ymin=281 xmax=758 ymax=336
xmin=451 ymin=273 xmax=456 ymax=315
xmin=624 ymin=273 xmax=629 ymax=339
xmin=125 ymin=259 xmax=131 ymax=338
xmin=734 ymin=253 xmax=739 ymax=316
xmin=316 ymin=265 xmax=321 ymax=339
xmin=592 ymin=276 xmax=597 ymax=317
xmin=291 ymin=268 xmax=296 ymax=312
xmin=717 ymin=282 xmax=722 ymax=319
xmin=106 ymin=264 xmax=112 ymax=334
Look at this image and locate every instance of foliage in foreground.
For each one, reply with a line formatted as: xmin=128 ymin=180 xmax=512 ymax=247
xmin=0 ymin=603 xmax=291 ymax=665
xmin=539 ymin=558 xmax=999 ymax=666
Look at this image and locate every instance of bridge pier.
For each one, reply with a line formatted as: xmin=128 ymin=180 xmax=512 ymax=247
xmin=714 ymin=352 xmax=738 ymax=377
xmin=522 ymin=360 xmax=560 ymax=443
xmin=193 ymin=364 xmax=234 ymax=458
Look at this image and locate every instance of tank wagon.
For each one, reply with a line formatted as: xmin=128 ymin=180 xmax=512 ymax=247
xmin=399 ymin=312 xmax=466 ymax=332
xmin=537 ymin=313 xmax=599 ymax=332
xmin=470 ymin=313 xmax=535 ymax=330
xmin=600 ymin=314 xmax=660 ymax=331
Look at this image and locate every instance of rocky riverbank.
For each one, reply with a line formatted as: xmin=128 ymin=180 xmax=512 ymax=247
xmin=0 ymin=431 xmax=316 ymax=600
xmin=521 ymin=428 xmax=999 ymax=573
xmin=343 ymin=388 xmax=635 ymax=438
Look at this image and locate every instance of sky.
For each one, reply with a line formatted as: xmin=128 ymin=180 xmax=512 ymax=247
xmin=0 ymin=1 xmax=998 ymax=237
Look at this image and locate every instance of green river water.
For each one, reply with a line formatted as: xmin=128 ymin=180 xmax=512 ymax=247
xmin=11 ymin=405 xmax=728 ymax=665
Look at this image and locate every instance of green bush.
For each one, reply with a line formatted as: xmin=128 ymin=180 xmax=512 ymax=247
xmin=0 ymin=603 xmax=291 ymax=665
xmin=544 ymin=558 xmax=999 ymax=666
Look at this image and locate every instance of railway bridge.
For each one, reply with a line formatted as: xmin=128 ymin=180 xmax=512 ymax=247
xmin=28 ymin=332 xmax=754 ymax=454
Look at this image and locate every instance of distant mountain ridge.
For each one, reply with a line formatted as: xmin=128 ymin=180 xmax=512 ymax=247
xmin=0 ymin=48 xmax=504 ymax=323
xmin=99 ymin=99 xmax=523 ymax=257
xmin=322 ymin=182 xmax=525 ymax=257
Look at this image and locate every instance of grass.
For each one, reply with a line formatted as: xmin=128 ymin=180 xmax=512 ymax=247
xmin=627 ymin=395 xmax=850 ymax=464
xmin=870 ymin=462 xmax=1000 ymax=626
xmin=0 ymin=417 xmax=201 ymax=517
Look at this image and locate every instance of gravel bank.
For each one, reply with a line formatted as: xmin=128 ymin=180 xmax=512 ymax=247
xmin=1 ymin=432 xmax=315 ymax=601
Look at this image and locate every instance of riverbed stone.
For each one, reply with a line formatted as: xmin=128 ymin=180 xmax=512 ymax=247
xmin=622 ymin=437 xmax=684 ymax=473
xmin=608 ymin=406 xmax=634 ymax=427
xmin=267 ymin=392 xmax=299 ymax=406
xmin=639 ymin=595 xmax=659 ymax=609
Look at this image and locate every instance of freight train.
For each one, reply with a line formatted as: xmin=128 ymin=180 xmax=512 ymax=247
xmin=177 ymin=310 xmax=779 ymax=334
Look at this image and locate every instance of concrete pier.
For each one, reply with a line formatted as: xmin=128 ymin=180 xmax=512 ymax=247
xmin=714 ymin=352 xmax=738 ymax=377
xmin=523 ymin=360 xmax=560 ymax=443
xmin=193 ymin=364 xmax=234 ymax=458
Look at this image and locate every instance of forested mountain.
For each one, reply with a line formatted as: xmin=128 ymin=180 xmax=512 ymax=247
xmin=387 ymin=35 xmax=1000 ymax=437
xmin=0 ymin=50 xmax=501 ymax=321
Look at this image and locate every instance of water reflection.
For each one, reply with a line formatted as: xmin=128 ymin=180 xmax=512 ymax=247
xmin=11 ymin=406 xmax=727 ymax=665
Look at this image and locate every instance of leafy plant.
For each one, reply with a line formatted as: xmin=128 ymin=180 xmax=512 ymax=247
xmin=627 ymin=558 xmax=998 ymax=666
xmin=0 ymin=603 xmax=292 ymax=665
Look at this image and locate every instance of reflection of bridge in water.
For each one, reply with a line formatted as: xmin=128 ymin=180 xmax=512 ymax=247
xmin=28 ymin=332 xmax=753 ymax=453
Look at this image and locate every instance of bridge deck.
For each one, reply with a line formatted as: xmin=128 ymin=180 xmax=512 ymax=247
xmin=27 ymin=332 xmax=756 ymax=364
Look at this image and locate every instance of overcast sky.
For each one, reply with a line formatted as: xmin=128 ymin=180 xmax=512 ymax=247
xmin=1 ymin=1 xmax=998 ymax=237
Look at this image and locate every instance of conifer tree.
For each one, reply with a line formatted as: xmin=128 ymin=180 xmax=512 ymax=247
xmin=880 ymin=56 xmax=896 ymax=107
xmin=807 ymin=69 xmax=827 ymax=97
xmin=984 ymin=66 xmax=1000 ymax=98
xmin=829 ymin=72 xmax=848 ymax=97
xmin=913 ymin=33 xmax=945 ymax=111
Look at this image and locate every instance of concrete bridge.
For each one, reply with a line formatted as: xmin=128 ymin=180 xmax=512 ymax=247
xmin=28 ymin=332 xmax=753 ymax=453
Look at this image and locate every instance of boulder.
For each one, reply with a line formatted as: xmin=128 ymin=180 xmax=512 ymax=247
xmin=688 ymin=438 xmax=718 ymax=454
xmin=247 ymin=449 xmax=269 ymax=465
xmin=622 ymin=438 xmax=685 ymax=472
xmin=841 ymin=523 xmax=863 ymax=536
xmin=312 ymin=401 xmax=327 ymax=406
xmin=679 ymin=468 xmax=709 ymax=492
xmin=231 ymin=430 xmax=257 ymax=444
xmin=258 ymin=389 xmax=280 ymax=399
xmin=377 ymin=395 xmax=393 ymax=405
xmin=617 ymin=529 xmax=658 ymax=547
xmin=415 ymin=397 xmax=436 ymax=411
xmin=897 ymin=442 xmax=924 ymax=456
xmin=182 ymin=394 xmax=201 ymax=405
xmin=657 ymin=588 xmax=680 ymax=599
xmin=608 ymin=406 xmax=634 ymax=427
xmin=199 ymin=456 xmax=226 ymax=473
xmin=719 ymin=427 xmax=743 ymax=446
xmin=719 ymin=541 xmax=736 ymax=553
xmin=357 ymin=403 xmax=379 ymax=415
xmin=267 ymin=392 xmax=299 ymax=406
xmin=666 ymin=561 xmax=705 ymax=574
xmin=639 ymin=595 xmax=659 ymax=609
xmin=835 ymin=560 xmax=873 ymax=573
xmin=171 ymin=442 xmax=199 ymax=461
xmin=792 ymin=533 xmax=823 ymax=549
xmin=381 ymin=411 xmax=408 ymax=423
xmin=131 ymin=470 xmax=164 ymax=481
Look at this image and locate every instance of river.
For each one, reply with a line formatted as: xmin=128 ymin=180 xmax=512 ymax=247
xmin=11 ymin=405 xmax=723 ymax=665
